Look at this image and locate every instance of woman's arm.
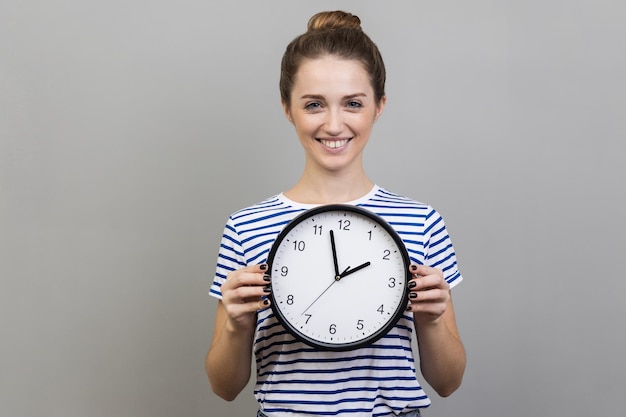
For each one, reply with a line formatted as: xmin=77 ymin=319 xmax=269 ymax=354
xmin=205 ymin=264 xmax=270 ymax=401
xmin=408 ymin=264 xmax=466 ymax=397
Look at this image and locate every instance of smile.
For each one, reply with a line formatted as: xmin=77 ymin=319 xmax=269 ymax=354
xmin=318 ymin=138 xmax=351 ymax=149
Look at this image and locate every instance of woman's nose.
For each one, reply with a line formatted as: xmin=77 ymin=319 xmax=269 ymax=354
xmin=324 ymin=109 xmax=344 ymax=135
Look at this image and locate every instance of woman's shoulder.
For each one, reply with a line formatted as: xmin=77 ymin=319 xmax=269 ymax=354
xmin=367 ymin=185 xmax=432 ymax=209
xmin=225 ymin=193 xmax=304 ymax=228
xmin=229 ymin=194 xmax=284 ymax=218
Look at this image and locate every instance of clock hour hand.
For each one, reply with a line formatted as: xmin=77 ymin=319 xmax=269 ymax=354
xmin=339 ymin=261 xmax=371 ymax=279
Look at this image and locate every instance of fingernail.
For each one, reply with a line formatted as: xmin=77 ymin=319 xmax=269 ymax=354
xmin=410 ymin=265 xmax=418 ymax=271
xmin=263 ymin=285 xmax=271 ymax=293
xmin=409 ymin=292 xmax=418 ymax=299
xmin=263 ymin=299 xmax=269 ymax=306
xmin=408 ymin=281 xmax=416 ymax=289
xmin=406 ymin=305 xmax=412 ymax=311
xmin=263 ymin=274 xmax=271 ymax=282
xmin=260 ymin=264 xmax=267 ymax=271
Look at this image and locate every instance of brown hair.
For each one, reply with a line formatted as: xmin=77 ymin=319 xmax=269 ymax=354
xmin=279 ymin=11 xmax=386 ymax=106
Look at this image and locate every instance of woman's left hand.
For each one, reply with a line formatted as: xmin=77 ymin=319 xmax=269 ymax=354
xmin=406 ymin=264 xmax=450 ymax=324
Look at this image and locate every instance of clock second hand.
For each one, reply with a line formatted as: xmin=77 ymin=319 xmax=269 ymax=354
xmin=301 ymin=265 xmax=350 ymax=315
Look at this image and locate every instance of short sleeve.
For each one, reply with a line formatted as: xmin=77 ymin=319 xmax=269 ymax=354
xmin=209 ymin=216 xmax=247 ymax=299
xmin=423 ymin=207 xmax=463 ymax=289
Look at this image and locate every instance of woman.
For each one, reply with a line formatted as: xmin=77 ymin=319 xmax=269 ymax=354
xmin=206 ymin=11 xmax=466 ymax=416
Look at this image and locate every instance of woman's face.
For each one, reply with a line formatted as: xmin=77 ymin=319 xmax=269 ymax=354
xmin=283 ymin=55 xmax=385 ymax=174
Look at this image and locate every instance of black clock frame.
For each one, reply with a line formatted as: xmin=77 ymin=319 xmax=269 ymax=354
xmin=267 ymin=204 xmax=411 ymax=351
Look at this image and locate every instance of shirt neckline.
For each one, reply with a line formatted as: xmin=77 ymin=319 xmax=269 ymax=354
xmin=277 ymin=185 xmax=380 ymax=209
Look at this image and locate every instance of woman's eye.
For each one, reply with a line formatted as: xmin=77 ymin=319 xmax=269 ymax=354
xmin=347 ymin=101 xmax=362 ymax=108
xmin=305 ymin=102 xmax=321 ymax=110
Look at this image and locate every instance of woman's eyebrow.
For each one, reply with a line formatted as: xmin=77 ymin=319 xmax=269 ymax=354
xmin=344 ymin=93 xmax=367 ymax=99
xmin=299 ymin=94 xmax=325 ymax=100
xmin=299 ymin=93 xmax=367 ymax=100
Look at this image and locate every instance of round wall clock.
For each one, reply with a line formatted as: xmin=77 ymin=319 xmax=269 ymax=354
xmin=267 ymin=204 xmax=410 ymax=351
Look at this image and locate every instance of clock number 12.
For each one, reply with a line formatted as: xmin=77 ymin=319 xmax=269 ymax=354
xmin=337 ymin=219 xmax=351 ymax=230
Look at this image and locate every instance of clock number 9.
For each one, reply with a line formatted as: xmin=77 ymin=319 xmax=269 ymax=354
xmin=280 ymin=266 xmax=288 ymax=277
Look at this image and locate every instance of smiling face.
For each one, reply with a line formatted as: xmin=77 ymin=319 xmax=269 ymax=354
xmin=283 ymin=55 xmax=386 ymax=175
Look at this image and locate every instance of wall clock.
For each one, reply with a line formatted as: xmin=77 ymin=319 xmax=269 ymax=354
xmin=267 ymin=204 xmax=410 ymax=351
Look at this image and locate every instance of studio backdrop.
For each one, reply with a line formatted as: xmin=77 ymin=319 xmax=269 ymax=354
xmin=1 ymin=1 xmax=624 ymax=416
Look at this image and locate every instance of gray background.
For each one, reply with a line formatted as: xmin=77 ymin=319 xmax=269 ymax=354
xmin=1 ymin=1 xmax=624 ymax=416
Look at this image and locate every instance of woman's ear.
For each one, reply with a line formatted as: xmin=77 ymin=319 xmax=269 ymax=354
xmin=282 ymin=100 xmax=293 ymax=124
xmin=375 ymin=96 xmax=387 ymax=121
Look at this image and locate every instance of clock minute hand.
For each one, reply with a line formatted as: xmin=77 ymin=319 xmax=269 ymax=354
xmin=330 ymin=230 xmax=340 ymax=278
xmin=339 ymin=261 xmax=371 ymax=279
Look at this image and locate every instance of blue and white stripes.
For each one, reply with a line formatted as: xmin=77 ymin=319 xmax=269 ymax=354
xmin=210 ymin=186 xmax=463 ymax=416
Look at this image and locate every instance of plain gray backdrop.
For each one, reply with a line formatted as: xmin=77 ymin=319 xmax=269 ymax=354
xmin=1 ymin=1 xmax=624 ymax=416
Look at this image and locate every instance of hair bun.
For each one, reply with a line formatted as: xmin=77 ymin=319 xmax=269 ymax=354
xmin=307 ymin=10 xmax=362 ymax=31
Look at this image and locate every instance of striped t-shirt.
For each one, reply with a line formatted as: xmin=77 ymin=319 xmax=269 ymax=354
xmin=210 ymin=185 xmax=463 ymax=416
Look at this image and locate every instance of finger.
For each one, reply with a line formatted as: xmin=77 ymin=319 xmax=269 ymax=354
xmin=410 ymin=264 xmax=443 ymax=278
xmin=257 ymin=298 xmax=271 ymax=310
xmin=408 ymin=287 xmax=450 ymax=304
xmin=240 ymin=263 xmax=270 ymax=284
xmin=408 ymin=266 xmax=447 ymax=290
xmin=227 ymin=283 xmax=271 ymax=304
xmin=406 ymin=300 xmax=448 ymax=320
xmin=410 ymin=276 xmax=449 ymax=292
xmin=226 ymin=264 xmax=270 ymax=288
xmin=238 ymin=296 xmax=271 ymax=315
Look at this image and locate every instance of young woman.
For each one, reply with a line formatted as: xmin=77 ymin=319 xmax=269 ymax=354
xmin=206 ymin=11 xmax=466 ymax=417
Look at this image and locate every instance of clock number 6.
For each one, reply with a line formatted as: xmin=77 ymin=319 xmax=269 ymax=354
xmin=329 ymin=324 xmax=337 ymax=334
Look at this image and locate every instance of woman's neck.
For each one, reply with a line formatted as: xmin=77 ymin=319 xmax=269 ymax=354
xmin=284 ymin=169 xmax=374 ymax=205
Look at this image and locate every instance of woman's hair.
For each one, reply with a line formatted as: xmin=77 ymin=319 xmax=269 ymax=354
xmin=279 ymin=11 xmax=386 ymax=106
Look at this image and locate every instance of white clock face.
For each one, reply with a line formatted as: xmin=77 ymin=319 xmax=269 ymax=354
xmin=268 ymin=205 xmax=409 ymax=351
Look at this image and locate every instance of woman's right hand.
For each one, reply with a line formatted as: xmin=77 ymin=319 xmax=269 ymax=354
xmin=219 ymin=264 xmax=271 ymax=332
xmin=206 ymin=264 xmax=270 ymax=400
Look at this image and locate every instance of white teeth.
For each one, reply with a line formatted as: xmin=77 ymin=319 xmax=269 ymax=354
xmin=320 ymin=139 xmax=349 ymax=149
